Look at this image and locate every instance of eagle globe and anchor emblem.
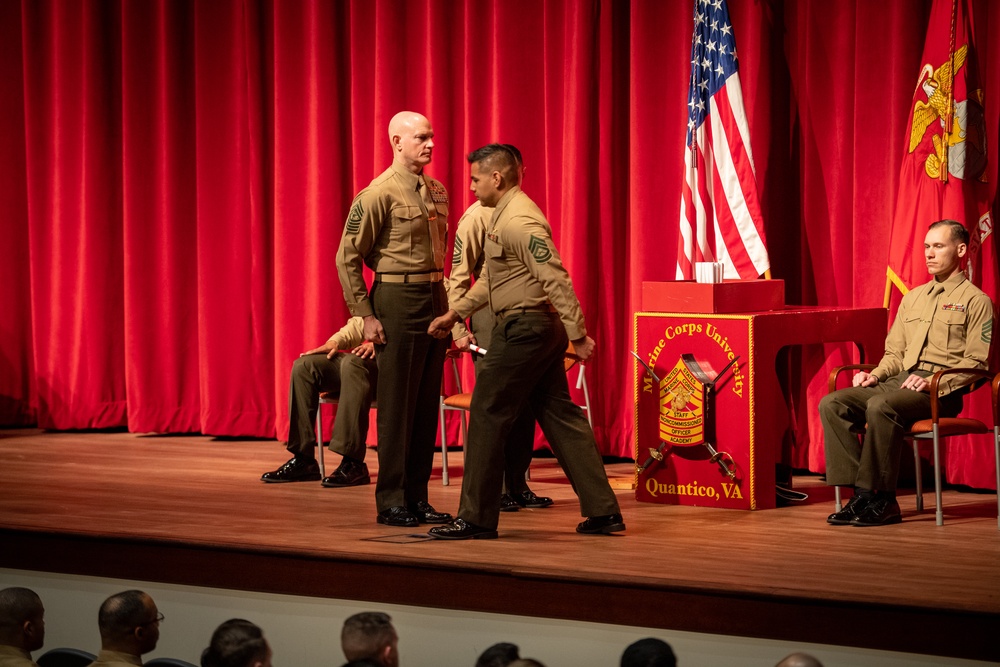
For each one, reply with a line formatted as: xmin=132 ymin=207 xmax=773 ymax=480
xmin=631 ymin=351 xmax=739 ymax=479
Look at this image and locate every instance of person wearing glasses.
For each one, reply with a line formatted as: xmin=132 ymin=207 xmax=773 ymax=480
xmin=0 ymin=587 xmax=45 ymax=667
xmin=87 ymin=590 xmax=161 ymax=667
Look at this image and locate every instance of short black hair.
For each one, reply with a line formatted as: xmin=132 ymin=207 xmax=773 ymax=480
xmin=929 ymin=219 xmax=970 ymax=245
xmin=0 ymin=587 xmax=43 ymax=631
xmin=621 ymin=637 xmax=677 ymax=667
xmin=201 ymin=619 xmax=268 ymax=667
xmin=500 ymin=144 xmax=523 ymax=167
xmin=468 ymin=144 xmax=518 ymax=184
xmin=341 ymin=611 xmax=395 ymax=661
xmin=476 ymin=642 xmax=520 ymax=667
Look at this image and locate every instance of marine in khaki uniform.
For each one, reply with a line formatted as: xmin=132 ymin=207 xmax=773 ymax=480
xmin=447 ymin=145 xmax=553 ymax=512
xmin=260 ymin=316 xmax=377 ymax=487
xmin=821 ymin=219 xmax=993 ymax=526
xmin=427 ymin=143 xmax=623 ymax=539
xmin=336 ymin=111 xmax=453 ymax=528
xmin=0 ymin=587 xmax=44 ymax=667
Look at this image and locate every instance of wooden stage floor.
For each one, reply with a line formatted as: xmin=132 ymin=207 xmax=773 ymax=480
xmin=1 ymin=428 xmax=998 ymax=663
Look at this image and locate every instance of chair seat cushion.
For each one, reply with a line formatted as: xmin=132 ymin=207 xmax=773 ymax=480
xmin=908 ymin=417 xmax=990 ymax=436
xmin=443 ymin=393 xmax=473 ymax=410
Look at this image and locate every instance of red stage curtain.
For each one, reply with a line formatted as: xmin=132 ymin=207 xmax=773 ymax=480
xmin=1 ymin=0 xmax=997 ymax=489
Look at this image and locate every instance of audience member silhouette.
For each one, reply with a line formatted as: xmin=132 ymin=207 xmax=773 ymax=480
xmin=87 ymin=590 xmax=161 ymax=667
xmin=0 ymin=587 xmax=45 ymax=667
xmin=475 ymin=642 xmax=520 ymax=667
xmin=201 ymin=619 xmax=271 ymax=667
xmin=620 ymin=637 xmax=677 ymax=667
xmin=776 ymin=652 xmax=823 ymax=667
xmin=340 ymin=612 xmax=397 ymax=667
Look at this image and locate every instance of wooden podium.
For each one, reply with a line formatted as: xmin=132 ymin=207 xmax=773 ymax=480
xmin=633 ymin=281 xmax=886 ymax=510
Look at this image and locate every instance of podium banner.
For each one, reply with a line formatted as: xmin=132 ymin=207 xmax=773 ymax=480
xmin=634 ymin=312 xmax=756 ymax=509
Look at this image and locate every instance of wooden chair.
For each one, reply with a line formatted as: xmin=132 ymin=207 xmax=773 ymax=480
xmin=437 ymin=343 xmax=594 ymax=486
xmin=828 ymin=364 xmax=998 ymax=527
xmin=315 ymin=393 xmax=377 ymax=479
xmin=438 ymin=349 xmax=471 ymax=486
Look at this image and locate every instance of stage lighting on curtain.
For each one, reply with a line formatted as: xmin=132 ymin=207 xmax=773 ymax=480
xmin=887 ymin=0 xmax=997 ymax=491
xmin=676 ymin=0 xmax=769 ymax=281
xmin=887 ymin=0 xmax=994 ymax=304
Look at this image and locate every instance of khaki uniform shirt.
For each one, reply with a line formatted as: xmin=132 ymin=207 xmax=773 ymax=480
xmin=0 ymin=645 xmax=37 ymax=667
xmin=87 ymin=650 xmax=142 ymax=667
xmin=872 ymin=272 xmax=993 ymax=395
xmin=336 ymin=162 xmax=449 ymax=317
xmin=446 ymin=201 xmax=491 ymax=340
xmin=325 ymin=316 xmax=365 ymax=350
xmin=449 ymin=187 xmax=587 ymax=341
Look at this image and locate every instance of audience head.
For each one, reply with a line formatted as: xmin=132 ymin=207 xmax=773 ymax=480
xmin=507 ymin=660 xmax=545 ymax=667
xmin=476 ymin=642 xmax=520 ymax=667
xmin=201 ymin=619 xmax=272 ymax=667
xmin=341 ymin=611 xmax=398 ymax=667
xmin=621 ymin=637 xmax=677 ymax=667
xmin=97 ymin=590 xmax=161 ymax=656
xmin=776 ymin=652 xmax=823 ymax=667
xmin=0 ymin=587 xmax=45 ymax=652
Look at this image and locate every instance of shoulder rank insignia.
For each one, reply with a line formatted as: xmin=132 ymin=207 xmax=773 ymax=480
xmin=528 ymin=235 xmax=552 ymax=264
xmin=428 ymin=180 xmax=449 ymax=204
xmin=452 ymin=236 xmax=464 ymax=266
xmin=982 ymin=319 xmax=992 ymax=344
xmin=346 ymin=201 xmax=363 ymax=234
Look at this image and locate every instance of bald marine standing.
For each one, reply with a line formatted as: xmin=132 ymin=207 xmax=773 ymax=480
xmin=336 ymin=111 xmax=453 ymax=528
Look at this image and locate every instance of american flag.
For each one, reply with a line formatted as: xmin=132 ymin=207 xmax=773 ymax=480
xmin=677 ymin=0 xmax=769 ymax=281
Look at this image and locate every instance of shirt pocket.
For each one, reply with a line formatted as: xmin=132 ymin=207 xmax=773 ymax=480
xmin=389 ymin=205 xmax=425 ymax=249
xmin=940 ymin=309 xmax=968 ymax=351
xmin=484 ymin=237 xmax=509 ymax=282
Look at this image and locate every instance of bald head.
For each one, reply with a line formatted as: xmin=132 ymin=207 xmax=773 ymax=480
xmin=387 ymin=111 xmax=435 ymax=173
xmin=0 ymin=587 xmax=45 ymax=651
xmin=776 ymin=652 xmax=823 ymax=667
xmin=97 ymin=590 xmax=160 ymax=656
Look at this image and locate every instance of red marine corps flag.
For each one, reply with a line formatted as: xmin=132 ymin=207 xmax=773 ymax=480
xmin=887 ymin=0 xmax=996 ymax=490
xmin=887 ymin=0 xmax=993 ymax=301
xmin=677 ymin=0 xmax=769 ymax=281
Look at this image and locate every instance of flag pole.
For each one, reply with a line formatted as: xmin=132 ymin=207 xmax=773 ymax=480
xmin=941 ymin=0 xmax=959 ymax=183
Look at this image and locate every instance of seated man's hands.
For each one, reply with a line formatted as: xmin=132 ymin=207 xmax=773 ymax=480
xmin=301 ymin=341 xmax=336 ymax=358
xmin=351 ymin=341 xmax=376 ymax=359
xmin=852 ymin=370 xmax=885 ymax=388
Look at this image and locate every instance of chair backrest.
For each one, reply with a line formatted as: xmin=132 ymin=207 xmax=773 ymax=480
xmin=37 ymin=647 xmax=97 ymax=667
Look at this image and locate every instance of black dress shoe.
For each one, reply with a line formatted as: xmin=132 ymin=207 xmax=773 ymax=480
xmin=827 ymin=493 xmax=872 ymax=525
xmin=260 ymin=456 xmax=321 ymax=483
xmin=499 ymin=494 xmax=520 ymax=512
xmin=509 ymin=489 xmax=554 ymax=509
xmin=321 ymin=458 xmax=370 ymax=487
xmin=850 ymin=495 xmax=902 ymax=527
xmin=576 ymin=513 xmax=626 ymax=535
xmin=407 ymin=500 xmax=453 ymax=524
xmin=428 ymin=518 xmax=498 ymax=540
xmin=376 ymin=506 xmax=419 ymax=527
